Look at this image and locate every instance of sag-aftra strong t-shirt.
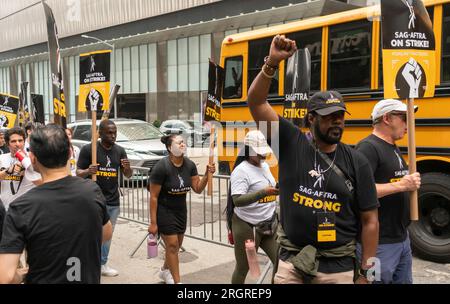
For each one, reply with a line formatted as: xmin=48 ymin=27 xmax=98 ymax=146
xmin=276 ymin=117 xmax=379 ymax=250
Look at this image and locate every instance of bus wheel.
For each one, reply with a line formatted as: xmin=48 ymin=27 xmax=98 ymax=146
xmin=409 ymin=173 xmax=450 ymax=263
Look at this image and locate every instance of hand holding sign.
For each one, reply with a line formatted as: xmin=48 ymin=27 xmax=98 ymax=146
xmin=402 ymin=58 xmax=422 ymax=98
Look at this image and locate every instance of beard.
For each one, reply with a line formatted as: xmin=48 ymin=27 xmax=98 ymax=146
xmin=313 ymin=121 xmax=343 ymax=145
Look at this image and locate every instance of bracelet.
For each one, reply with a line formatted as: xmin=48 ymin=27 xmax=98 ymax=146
xmin=264 ymin=56 xmax=278 ymax=70
xmin=261 ymin=65 xmax=276 ymax=79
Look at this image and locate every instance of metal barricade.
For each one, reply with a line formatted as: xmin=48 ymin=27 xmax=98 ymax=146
xmin=119 ymin=166 xmax=151 ymax=225
xmin=119 ymin=167 xmax=273 ymax=283
xmin=119 ymin=167 xmax=231 ymax=245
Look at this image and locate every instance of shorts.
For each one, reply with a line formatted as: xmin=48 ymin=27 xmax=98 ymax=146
xmin=157 ymin=203 xmax=187 ymax=235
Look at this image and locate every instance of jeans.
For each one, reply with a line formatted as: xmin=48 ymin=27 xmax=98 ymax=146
xmin=101 ymin=205 xmax=120 ymax=266
xmin=356 ymin=236 xmax=413 ymax=284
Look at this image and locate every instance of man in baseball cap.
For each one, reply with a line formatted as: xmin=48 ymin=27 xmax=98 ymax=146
xmin=355 ymin=99 xmax=420 ymax=284
xmin=371 ymin=99 xmax=418 ymax=122
xmin=307 ymin=91 xmax=350 ymax=116
xmin=246 ymin=34 xmax=379 ymax=285
xmin=303 ymin=90 xmax=350 ymax=145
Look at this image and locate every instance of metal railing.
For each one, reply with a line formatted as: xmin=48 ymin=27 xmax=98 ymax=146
xmin=119 ymin=166 xmax=231 ymax=246
xmin=119 ymin=166 xmax=273 ymax=283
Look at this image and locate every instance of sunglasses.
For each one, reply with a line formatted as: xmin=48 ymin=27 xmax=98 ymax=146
xmin=390 ymin=112 xmax=407 ymax=122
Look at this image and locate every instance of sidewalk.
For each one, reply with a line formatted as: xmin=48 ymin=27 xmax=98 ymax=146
xmin=101 ymin=218 xmax=450 ymax=284
xmin=100 ymin=218 xmax=272 ymax=284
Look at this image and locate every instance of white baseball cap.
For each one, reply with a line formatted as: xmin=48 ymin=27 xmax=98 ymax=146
xmin=371 ymin=99 xmax=418 ymax=121
xmin=243 ymin=130 xmax=272 ymax=156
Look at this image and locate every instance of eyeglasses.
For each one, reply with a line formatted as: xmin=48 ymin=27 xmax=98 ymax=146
xmin=390 ymin=112 xmax=407 ymax=122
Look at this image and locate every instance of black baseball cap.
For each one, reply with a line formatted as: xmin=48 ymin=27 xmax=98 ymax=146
xmin=307 ymin=91 xmax=350 ymax=116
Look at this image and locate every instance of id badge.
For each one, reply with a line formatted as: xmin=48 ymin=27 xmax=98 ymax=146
xmin=317 ymin=211 xmax=336 ymax=242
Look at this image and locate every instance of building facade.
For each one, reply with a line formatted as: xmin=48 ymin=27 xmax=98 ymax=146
xmin=0 ymin=0 xmax=361 ymax=124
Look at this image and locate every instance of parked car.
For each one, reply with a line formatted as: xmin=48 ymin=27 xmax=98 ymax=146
xmin=159 ymin=120 xmax=210 ymax=147
xmin=68 ymin=119 xmax=168 ymax=175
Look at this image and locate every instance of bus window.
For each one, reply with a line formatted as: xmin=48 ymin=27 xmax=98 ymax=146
xmin=328 ymin=20 xmax=372 ymax=90
xmin=443 ymin=4 xmax=450 ymax=83
xmin=287 ymin=28 xmax=322 ymax=91
xmin=248 ymin=37 xmax=279 ymax=95
xmin=223 ymin=56 xmax=243 ymax=99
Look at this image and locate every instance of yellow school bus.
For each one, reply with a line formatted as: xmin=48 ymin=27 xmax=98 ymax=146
xmin=219 ymin=0 xmax=450 ymax=263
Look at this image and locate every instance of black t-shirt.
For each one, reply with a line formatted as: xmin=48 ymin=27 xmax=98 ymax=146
xmin=0 ymin=176 xmax=109 ymax=284
xmin=150 ymin=157 xmax=198 ymax=210
xmin=356 ymin=134 xmax=410 ymax=244
xmin=0 ymin=145 xmax=9 ymax=154
xmin=77 ymin=142 xmax=127 ymax=206
xmin=276 ymin=117 xmax=379 ymax=250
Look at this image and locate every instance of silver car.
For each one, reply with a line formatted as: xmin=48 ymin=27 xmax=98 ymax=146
xmin=68 ymin=119 xmax=168 ymax=173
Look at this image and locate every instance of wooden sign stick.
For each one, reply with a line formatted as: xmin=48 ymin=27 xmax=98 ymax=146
xmin=407 ymin=98 xmax=418 ymax=221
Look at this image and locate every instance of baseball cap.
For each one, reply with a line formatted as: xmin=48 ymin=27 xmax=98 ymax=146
xmin=371 ymin=99 xmax=418 ymax=121
xmin=243 ymin=130 xmax=272 ymax=156
xmin=307 ymin=91 xmax=349 ymax=116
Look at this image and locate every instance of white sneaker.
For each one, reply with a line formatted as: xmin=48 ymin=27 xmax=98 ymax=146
xmin=101 ymin=265 xmax=119 ymax=277
xmin=158 ymin=267 xmax=174 ymax=284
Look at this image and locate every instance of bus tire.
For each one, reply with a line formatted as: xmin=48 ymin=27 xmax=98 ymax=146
xmin=408 ymin=173 xmax=450 ymax=263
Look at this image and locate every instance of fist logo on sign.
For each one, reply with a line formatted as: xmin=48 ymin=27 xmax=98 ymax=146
xmin=0 ymin=114 xmax=8 ymax=128
xmin=402 ymin=58 xmax=422 ymax=98
xmin=87 ymin=88 xmax=101 ymax=112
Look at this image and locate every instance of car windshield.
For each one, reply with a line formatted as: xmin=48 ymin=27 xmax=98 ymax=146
xmin=116 ymin=123 xmax=163 ymax=141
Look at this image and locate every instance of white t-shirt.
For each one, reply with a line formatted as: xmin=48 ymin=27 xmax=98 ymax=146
xmin=0 ymin=152 xmax=41 ymax=210
xmin=230 ymin=161 xmax=277 ymax=225
xmin=69 ymin=146 xmax=80 ymax=176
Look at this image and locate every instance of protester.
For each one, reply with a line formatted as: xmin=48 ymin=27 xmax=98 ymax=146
xmin=247 ymin=34 xmax=379 ymax=284
xmin=0 ymin=127 xmax=42 ymax=211
xmin=77 ymin=119 xmax=132 ymax=277
xmin=229 ymin=130 xmax=279 ymax=284
xmin=65 ymin=128 xmax=80 ymax=176
xmin=355 ymin=99 xmax=421 ymax=284
xmin=0 ymin=124 xmax=112 ymax=284
xmin=148 ymin=134 xmax=215 ymax=284
xmin=0 ymin=129 xmax=9 ymax=154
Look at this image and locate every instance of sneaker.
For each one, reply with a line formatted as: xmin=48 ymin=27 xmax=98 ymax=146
xmin=101 ymin=265 xmax=119 ymax=277
xmin=158 ymin=267 xmax=174 ymax=284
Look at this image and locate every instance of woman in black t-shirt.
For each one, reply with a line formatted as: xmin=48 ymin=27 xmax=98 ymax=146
xmin=148 ymin=134 xmax=215 ymax=284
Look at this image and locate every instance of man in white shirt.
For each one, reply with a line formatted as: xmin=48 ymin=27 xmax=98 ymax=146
xmin=0 ymin=127 xmax=41 ymax=210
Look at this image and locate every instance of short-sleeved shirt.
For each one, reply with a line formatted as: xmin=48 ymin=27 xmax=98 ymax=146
xmin=77 ymin=142 xmax=127 ymax=206
xmin=231 ymin=160 xmax=277 ymax=225
xmin=276 ymin=117 xmax=379 ymax=250
xmin=0 ymin=152 xmax=42 ymax=210
xmin=356 ymin=134 xmax=410 ymax=244
xmin=0 ymin=176 xmax=109 ymax=284
xmin=150 ymin=157 xmax=198 ymax=210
